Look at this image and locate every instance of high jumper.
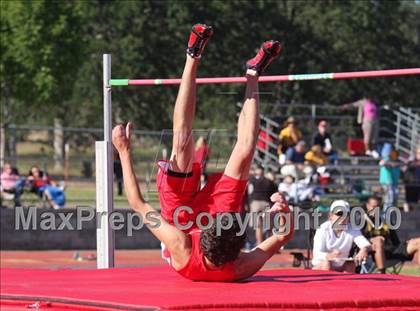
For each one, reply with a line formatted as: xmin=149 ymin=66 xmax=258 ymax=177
xmin=112 ymin=24 xmax=293 ymax=281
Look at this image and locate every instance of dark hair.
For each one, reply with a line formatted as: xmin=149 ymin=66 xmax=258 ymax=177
xmin=255 ymin=164 xmax=264 ymax=171
xmin=364 ymin=195 xmax=381 ymax=211
xmin=28 ymin=166 xmax=43 ymax=177
xmin=200 ymin=213 xmax=246 ymax=267
xmin=367 ymin=195 xmax=381 ymax=204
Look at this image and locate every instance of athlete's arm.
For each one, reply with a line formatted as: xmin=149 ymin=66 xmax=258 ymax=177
xmin=234 ymin=192 xmax=294 ymax=280
xmin=112 ymin=123 xmax=191 ymax=270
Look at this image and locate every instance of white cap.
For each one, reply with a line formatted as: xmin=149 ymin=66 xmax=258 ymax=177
xmin=330 ymin=200 xmax=350 ymax=214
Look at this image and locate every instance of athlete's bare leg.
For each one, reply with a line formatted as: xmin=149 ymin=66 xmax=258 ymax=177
xmin=170 ymin=55 xmax=199 ymax=173
xmin=224 ymin=41 xmax=281 ymax=180
xmin=170 ymin=24 xmax=212 ymax=173
xmin=224 ymin=73 xmax=260 ymax=180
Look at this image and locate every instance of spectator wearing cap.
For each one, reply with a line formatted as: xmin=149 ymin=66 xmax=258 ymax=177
xmin=278 ymin=116 xmax=302 ymax=165
xmin=312 ymin=200 xmax=371 ymax=272
xmin=311 ymin=120 xmax=338 ymax=164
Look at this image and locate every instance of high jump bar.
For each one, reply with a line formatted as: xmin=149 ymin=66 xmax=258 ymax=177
xmin=97 ymin=54 xmax=419 ymax=271
xmin=110 ymin=68 xmax=420 ymax=86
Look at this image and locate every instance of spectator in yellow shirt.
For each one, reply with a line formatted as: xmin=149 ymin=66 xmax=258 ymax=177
xmin=305 ymin=145 xmax=329 ymax=166
xmin=278 ymin=116 xmax=302 ymax=163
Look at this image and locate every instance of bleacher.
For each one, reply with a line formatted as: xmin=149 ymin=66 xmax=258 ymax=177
xmin=253 ymin=103 xmax=420 ymax=205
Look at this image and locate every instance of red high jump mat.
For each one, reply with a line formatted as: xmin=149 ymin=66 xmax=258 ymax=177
xmin=1 ymin=266 xmax=420 ymax=310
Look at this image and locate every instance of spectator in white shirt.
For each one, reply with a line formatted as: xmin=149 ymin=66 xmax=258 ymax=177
xmin=312 ymin=200 xmax=371 ymax=272
xmin=278 ymin=175 xmax=314 ymax=204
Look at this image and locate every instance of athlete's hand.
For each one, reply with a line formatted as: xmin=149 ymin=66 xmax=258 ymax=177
xmin=112 ymin=122 xmax=133 ymax=154
xmin=268 ymin=192 xmax=291 ymax=214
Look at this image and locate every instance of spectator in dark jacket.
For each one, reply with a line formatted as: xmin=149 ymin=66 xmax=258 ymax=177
xmin=248 ymin=165 xmax=278 ymax=244
xmin=312 ymin=120 xmax=338 ymax=164
xmin=285 ymin=141 xmax=306 ymax=164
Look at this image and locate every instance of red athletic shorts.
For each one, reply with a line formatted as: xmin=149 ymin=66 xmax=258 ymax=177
xmin=156 ymin=160 xmax=248 ymax=233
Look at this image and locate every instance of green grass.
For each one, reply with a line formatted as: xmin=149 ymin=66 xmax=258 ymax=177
xmin=399 ymin=265 xmax=420 ymax=277
xmin=14 ymin=181 xmax=160 ymax=209
xmin=13 ymin=136 xmax=233 ymax=178
xmin=64 ymin=183 xmax=160 ymax=209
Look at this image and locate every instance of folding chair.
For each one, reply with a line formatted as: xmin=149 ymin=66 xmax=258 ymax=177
xmin=359 ymin=252 xmax=405 ymax=274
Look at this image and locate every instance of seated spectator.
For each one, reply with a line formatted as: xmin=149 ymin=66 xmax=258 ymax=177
xmin=285 ymin=141 xmax=306 ymax=164
xmin=305 ymin=144 xmax=329 ymax=166
xmin=402 ymin=146 xmax=420 ymax=212
xmin=379 ymin=144 xmax=401 ymax=211
xmin=27 ymin=166 xmax=65 ymax=209
xmin=312 ymin=120 xmax=338 ymax=163
xmin=0 ymin=163 xmax=26 ymax=207
xmin=278 ymin=175 xmax=315 ymax=204
xmin=281 ymin=141 xmax=314 ymax=180
xmin=362 ymin=196 xmax=420 ymax=273
xmin=312 ymin=200 xmax=371 ymax=272
xmin=278 ymin=117 xmax=302 ymax=164
xmin=248 ymin=165 xmax=278 ymax=244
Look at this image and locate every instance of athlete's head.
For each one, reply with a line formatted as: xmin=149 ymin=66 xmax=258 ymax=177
xmin=200 ymin=213 xmax=246 ymax=267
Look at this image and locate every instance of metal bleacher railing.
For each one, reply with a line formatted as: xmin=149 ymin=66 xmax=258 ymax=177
xmin=252 ymin=103 xmax=419 ymax=201
xmin=380 ymin=106 xmax=419 ymax=159
xmin=2 ymin=103 xmax=418 ymax=185
xmin=254 ymin=103 xmax=420 ymax=169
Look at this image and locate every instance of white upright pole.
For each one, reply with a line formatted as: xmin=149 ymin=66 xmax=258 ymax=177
xmin=96 ymin=54 xmax=115 ymax=268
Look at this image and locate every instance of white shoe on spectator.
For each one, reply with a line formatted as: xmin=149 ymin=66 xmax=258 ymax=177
xmin=365 ymin=150 xmax=372 ymax=156
xmin=371 ymin=150 xmax=379 ymax=159
xmin=279 ymin=154 xmax=286 ymax=165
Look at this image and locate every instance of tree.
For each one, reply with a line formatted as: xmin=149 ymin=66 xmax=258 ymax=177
xmin=1 ymin=0 xmax=87 ymax=169
xmin=2 ymin=0 xmax=419 ymax=143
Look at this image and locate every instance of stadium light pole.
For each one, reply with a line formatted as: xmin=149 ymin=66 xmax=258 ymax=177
xmin=96 ymin=54 xmax=115 ymax=268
